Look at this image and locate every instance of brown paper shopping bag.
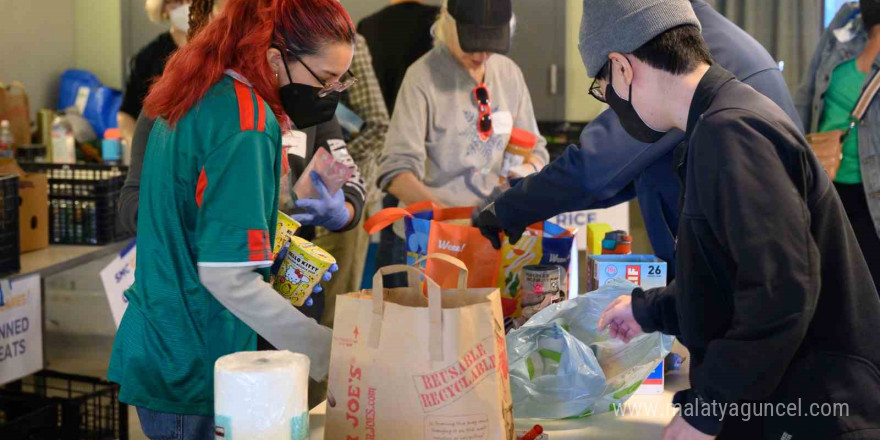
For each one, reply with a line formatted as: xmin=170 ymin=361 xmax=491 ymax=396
xmin=0 ymin=81 xmax=32 ymax=146
xmin=326 ymin=254 xmax=514 ymax=440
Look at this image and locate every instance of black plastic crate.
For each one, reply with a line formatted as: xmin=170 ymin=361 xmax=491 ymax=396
xmin=20 ymin=164 xmax=130 ymax=245
xmin=0 ymin=370 xmax=128 ymax=440
xmin=0 ymin=174 xmax=20 ymax=275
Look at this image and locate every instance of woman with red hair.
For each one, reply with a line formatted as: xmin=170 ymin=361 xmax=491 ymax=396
xmin=107 ymin=0 xmax=356 ymax=437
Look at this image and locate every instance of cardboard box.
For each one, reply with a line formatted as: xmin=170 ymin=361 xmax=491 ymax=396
xmin=0 ymin=159 xmax=48 ymax=252
xmin=586 ymin=254 xmax=667 ymax=292
xmin=587 ymin=254 xmax=669 ymax=394
xmin=0 ymin=82 xmax=32 ymax=146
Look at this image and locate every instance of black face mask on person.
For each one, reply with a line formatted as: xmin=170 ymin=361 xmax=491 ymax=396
xmin=278 ymin=55 xmax=340 ymax=129
xmin=604 ymin=59 xmax=667 ymax=144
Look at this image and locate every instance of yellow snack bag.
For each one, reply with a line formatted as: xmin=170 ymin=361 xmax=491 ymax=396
xmin=274 ymin=211 xmax=301 ymax=256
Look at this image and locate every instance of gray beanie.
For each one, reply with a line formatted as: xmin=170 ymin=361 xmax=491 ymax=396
xmin=579 ymin=0 xmax=701 ymax=78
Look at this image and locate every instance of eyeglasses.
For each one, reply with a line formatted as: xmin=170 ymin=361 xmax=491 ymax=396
xmin=473 ymin=84 xmax=493 ymax=141
xmin=288 ymin=51 xmax=358 ymax=98
xmin=589 ymin=62 xmax=611 ymax=103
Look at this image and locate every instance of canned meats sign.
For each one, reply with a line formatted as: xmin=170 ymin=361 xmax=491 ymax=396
xmin=413 ymin=338 xmax=497 ymax=412
xmin=0 ymin=274 xmax=43 ymax=385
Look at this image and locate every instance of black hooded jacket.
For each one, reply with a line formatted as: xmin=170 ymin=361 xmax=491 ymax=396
xmin=633 ymin=65 xmax=880 ymax=438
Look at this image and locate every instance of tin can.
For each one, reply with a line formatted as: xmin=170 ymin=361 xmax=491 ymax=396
xmin=519 ymin=264 xmax=566 ymax=321
xmin=272 ymin=236 xmax=336 ymax=306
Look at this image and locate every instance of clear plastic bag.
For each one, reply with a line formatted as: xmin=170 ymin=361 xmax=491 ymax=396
xmin=507 ymin=278 xmax=674 ymax=419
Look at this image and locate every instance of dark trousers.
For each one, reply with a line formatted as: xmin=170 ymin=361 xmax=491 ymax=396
xmin=136 ymin=407 xmax=213 ymax=440
xmin=376 ymin=194 xmax=408 ymax=287
xmin=835 ymin=182 xmax=880 ymax=294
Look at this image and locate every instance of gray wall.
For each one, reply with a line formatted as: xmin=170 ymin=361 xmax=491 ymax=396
xmin=340 ymin=0 xmax=442 ymax=26
xmin=0 ymin=0 xmax=76 ymax=120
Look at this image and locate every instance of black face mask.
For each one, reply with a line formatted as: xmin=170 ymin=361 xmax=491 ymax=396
xmin=278 ymin=56 xmax=340 ymax=129
xmin=605 ymin=62 xmax=667 ymax=144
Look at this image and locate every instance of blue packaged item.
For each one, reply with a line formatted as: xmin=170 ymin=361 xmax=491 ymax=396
xmin=58 ymin=70 xmax=122 ymax=138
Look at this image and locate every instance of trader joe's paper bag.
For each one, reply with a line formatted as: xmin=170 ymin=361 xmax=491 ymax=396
xmin=326 ymin=254 xmax=514 ymax=440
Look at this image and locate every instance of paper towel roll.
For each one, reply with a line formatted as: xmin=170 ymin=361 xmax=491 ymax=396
xmin=215 ymin=351 xmax=310 ymax=440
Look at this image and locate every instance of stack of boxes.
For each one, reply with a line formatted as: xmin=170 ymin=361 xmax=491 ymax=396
xmin=586 ymin=224 xmax=670 ymax=395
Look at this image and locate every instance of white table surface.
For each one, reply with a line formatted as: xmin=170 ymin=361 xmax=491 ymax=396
xmin=308 ymin=371 xmax=689 ymax=440
xmin=13 ymin=241 xmax=130 ymax=280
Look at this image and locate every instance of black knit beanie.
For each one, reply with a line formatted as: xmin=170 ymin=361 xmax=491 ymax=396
xmin=862 ymin=0 xmax=880 ymax=30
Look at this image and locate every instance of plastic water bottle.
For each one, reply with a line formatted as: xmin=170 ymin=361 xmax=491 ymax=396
xmin=0 ymin=120 xmax=14 ymax=158
xmin=51 ymin=116 xmax=76 ymax=164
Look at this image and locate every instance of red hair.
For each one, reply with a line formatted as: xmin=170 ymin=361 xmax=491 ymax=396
xmin=143 ymin=0 xmax=354 ymax=125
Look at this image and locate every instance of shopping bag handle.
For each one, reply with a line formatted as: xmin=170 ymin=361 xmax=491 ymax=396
xmin=433 ymin=207 xmax=477 ymax=222
xmin=413 ymin=253 xmax=468 ymax=290
xmin=363 ymin=207 xmax=413 ymax=234
xmin=369 ymin=260 xmax=446 ymax=361
xmin=362 ymin=201 xmax=446 ymax=235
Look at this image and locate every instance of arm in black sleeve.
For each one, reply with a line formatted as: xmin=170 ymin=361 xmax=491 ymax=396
xmin=678 ymin=113 xmax=820 ymax=435
xmin=118 ymin=114 xmax=155 ymax=235
xmin=313 ymin=119 xmax=366 ymax=231
xmin=631 ymin=282 xmax=680 ymax=337
xmin=119 ymin=51 xmax=153 ymax=119
xmin=493 ymin=108 xmax=685 ymax=230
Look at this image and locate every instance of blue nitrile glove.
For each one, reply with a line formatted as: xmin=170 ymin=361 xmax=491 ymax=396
xmin=312 ymin=263 xmax=338 ymax=294
xmin=293 ymin=171 xmax=350 ymax=231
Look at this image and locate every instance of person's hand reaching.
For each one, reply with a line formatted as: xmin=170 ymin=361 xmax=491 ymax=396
xmin=293 ymin=171 xmax=350 ymax=231
xmin=597 ymin=294 xmax=644 ymax=343
xmin=472 ymin=202 xmax=524 ymax=250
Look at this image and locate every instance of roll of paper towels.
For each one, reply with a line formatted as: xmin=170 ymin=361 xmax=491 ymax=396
xmin=214 ymin=351 xmax=310 ymax=440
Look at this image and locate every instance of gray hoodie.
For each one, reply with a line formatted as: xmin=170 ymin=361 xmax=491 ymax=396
xmin=377 ymin=45 xmax=548 ymax=208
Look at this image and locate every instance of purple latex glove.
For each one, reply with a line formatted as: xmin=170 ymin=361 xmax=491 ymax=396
xmin=293 ymin=171 xmax=350 ymax=231
xmin=313 ymin=263 xmax=339 ymax=294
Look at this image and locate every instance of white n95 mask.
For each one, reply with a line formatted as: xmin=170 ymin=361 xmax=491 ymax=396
xmin=169 ymin=3 xmax=190 ymax=33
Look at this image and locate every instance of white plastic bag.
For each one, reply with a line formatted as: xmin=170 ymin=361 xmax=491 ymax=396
xmin=507 ymin=278 xmax=673 ymax=419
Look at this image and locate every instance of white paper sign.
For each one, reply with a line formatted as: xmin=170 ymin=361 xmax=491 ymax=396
xmin=492 ymin=111 xmax=513 ymax=135
xmin=284 ymin=130 xmax=308 ymax=159
xmin=100 ymin=240 xmax=136 ymax=328
xmin=0 ymin=274 xmax=43 ymax=385
xmin=553 ymin=203 xmax=631 ymax=251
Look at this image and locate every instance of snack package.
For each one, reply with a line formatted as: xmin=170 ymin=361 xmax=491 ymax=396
xmin=274 ymin=211 xmax=301 ymax=256
xmin=292 ymin=148 xmax=352 ymax=200
xmin=499 ymin=222 xmax=575 ymax=320
xmin=271 ymin=236 xmax=336 ymax=306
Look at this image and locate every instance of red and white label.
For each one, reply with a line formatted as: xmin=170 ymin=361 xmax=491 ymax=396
xmin=626 ymin=265 xmax=641 ymax=285
xmin=413 ymin=340 xmax=497 ymax=412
